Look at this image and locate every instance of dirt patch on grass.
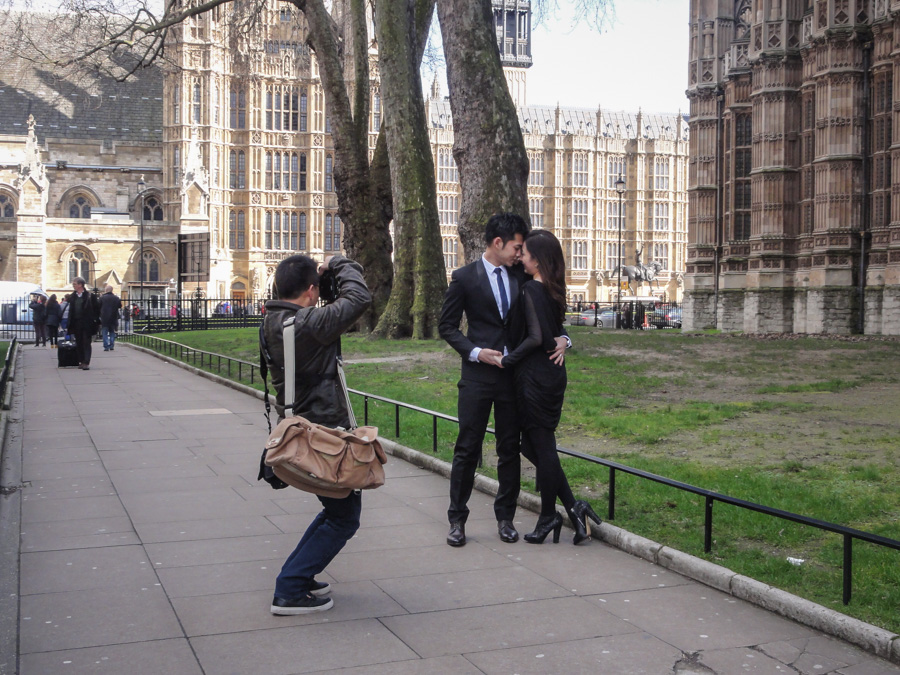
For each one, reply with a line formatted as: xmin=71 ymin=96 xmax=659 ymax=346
xmin=560 ymin=333 xmax=900 ymax=469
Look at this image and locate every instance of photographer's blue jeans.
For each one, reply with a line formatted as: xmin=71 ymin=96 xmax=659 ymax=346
xmin=101 ymin=326 xmax=117 ymax=350
xmin=274 ymin=490 xmax=362 ymax=600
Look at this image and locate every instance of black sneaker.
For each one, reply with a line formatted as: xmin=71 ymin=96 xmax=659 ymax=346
xmin=309 ymin=579 xmax=331 ymax=597
xmin=271 ymin=593 xmax=333 ymax=615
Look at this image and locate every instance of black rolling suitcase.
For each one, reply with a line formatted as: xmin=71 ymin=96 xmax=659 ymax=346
xmin=57 ymin=339 xmax=79 ymax=368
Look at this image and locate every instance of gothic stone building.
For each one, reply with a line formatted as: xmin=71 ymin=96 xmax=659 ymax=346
xmin=687 ymin=0 xmax=900 ymax=334
xmin=428 ymin=90 xmax=689 ymax=304
xmin=0 ymin=3 xmax=689 ymax=305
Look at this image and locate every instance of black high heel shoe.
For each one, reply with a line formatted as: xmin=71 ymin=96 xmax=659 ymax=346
xmin=570 ymin=500 xmax=602 ymax=545
xmin=567 ymin=506 xmax=589 ymax=545
xmin=524 ymin=513 xmax=564 ymax=544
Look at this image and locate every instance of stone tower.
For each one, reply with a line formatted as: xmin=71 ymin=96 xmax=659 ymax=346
xmin=493 ymin=0 xmax=532 ymax=107
xmin=686 ymin=0 xmax=900 ymax=335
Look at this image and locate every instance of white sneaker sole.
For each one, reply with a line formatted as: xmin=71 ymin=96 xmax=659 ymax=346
xmin=270 ymin=597 xmax=334 ymax=615
xmin=310 ymin=583 xmax=331 ymax=597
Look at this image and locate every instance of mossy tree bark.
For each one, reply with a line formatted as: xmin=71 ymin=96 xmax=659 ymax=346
xmin=289 ymin=0 xmax=394 ymax=331
xmin=436 ymin=0 xmax=531 ymax=263
xmin=372 ymin=0 xmax=446 ymax=339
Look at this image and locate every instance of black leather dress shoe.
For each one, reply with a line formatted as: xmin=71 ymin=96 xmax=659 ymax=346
xmin=497 ymin=520 xmax=518 ymax=543
xmin=447 ymin=522 xmax=466 ymax=547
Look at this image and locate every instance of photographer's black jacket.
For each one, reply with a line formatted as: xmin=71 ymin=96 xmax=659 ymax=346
xmin=261 ymin=256 xmax=371 ymax=428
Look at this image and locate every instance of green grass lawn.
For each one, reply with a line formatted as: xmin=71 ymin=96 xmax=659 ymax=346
xmin=131 ymin=327 xmax=900 ymax=632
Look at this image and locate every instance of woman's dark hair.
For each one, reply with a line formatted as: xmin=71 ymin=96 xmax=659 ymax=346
xmin=46 ymin=294 xmax=59 ymax=310
xmin=525 ymin=229 xmax=567 ymax=325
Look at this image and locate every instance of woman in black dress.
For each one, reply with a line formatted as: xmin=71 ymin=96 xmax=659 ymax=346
xmin=492 ymin=230 xmax=601 ymax=544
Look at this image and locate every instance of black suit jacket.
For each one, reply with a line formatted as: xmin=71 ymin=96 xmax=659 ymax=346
xmin=439 ymin=259 xmax=525 ymax=384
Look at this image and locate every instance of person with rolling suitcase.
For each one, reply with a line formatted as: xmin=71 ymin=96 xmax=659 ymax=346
xmin=66 ymin=278 xmax=101 ymax=370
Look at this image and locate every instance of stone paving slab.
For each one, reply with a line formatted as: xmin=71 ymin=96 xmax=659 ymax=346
xmin=464 ymin=631 xmax=684 ymax=674
xmin=189 ymin=619 xmax=418 ymax=674
xmin=19 ymin=517 xmax=139 ymax=553
xmin=18 ymin=638 xmax=204 ymax=675
xmin=4 ymin=345 xmax=898 ymax=674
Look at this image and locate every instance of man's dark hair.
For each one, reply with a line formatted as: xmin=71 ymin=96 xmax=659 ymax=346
xmin=484 ymin=213 xmax=529 ymax=246
xmin=274 ymin=255 xmax=319 ymax=300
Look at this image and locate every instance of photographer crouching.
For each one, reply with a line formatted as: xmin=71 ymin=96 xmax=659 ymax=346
xmin=261 ymin=254 xmax=371 ymax=614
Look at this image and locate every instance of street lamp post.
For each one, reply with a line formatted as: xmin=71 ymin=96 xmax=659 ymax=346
xmin=137 ymin=176 xmax=146 ymax=314
xmin=615 ymin=173 xmax=626 ymax=328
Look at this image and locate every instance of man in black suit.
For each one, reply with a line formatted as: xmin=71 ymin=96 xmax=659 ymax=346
xmin=439 ymin=214 xmax=567 ymax=546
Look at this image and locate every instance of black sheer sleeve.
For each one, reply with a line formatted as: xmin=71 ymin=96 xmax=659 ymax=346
xmin=502 ymin=284 xmax=544 ymax=368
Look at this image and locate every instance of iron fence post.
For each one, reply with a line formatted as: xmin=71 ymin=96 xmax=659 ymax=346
xmin=395 ymin=404 xmax=400 ymax=437
xmin=608 ymin=467 xmax=616 ymax=520
xmin=433 ymin=416 xmax=438 ymax=453
xmin=843 ymin=534 xmax=853 ymax=605
xmin=704 ymin=496 xmax=714 ymax=553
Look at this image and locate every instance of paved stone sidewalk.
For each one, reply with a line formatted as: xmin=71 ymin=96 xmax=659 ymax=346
xmin=3 ymin=344 xmax=899 ymax=674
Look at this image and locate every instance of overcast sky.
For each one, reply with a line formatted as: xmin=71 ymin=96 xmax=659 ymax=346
xmin=526 ymin=0 xmax=691 ymax=114
xmin=426 ymin=0 xmax=691 ymax=116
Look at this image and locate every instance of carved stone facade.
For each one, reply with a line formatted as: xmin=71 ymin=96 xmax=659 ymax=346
xmin=687 ymin=0 xmax=900 ymax=335
xmin=0 ymin=4 xmax=688 ymax=306
xmin=428 ymin=91 xmax=690 ymax=303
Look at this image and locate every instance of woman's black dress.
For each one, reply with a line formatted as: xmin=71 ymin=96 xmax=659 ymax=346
xmin=501 ymin=280 xmax=567 ymax=430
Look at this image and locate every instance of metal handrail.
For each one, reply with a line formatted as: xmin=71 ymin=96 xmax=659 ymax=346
xmin=122 ymin=332 xmax=259 ymax=385
xmin=122 ymin=332 xmax=900 ymax=606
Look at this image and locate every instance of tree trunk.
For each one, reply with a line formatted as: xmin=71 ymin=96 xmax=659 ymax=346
xmin=292 ymin=0 xmax=394 ymax=331
xmin=436 ymin=0 xmax=530 ymax=263
xmin=372 ymin=0 xmax=445 ymax=339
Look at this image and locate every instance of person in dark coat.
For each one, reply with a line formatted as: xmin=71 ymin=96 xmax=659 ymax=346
xmin=98 ymin=285 xmax=122 ymax=351
xmin=67 ymin=278 xmax=101 ymax=370
xmin=44 ymin=295 xmax=62 ymax=348
xmin=29 ymin=295 xmax=47 ymax=347
xmin=260 ymin=254 xmax=371 ymax=615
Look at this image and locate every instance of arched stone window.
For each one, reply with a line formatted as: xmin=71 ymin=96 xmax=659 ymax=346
xmin=0 ymin=194 xmax=14 ymax=218
xmin=142 ymin=251 xmax=160 ymax=282
xmin=143 ymin=196 xmax=164 ymax=221
xmin=69 ymin=196 xmax=92 ymax=219
xmin=325 ymin=155 xmax=334 ymax=192
xmin=68 ymin=249 xmax=91 ymax=282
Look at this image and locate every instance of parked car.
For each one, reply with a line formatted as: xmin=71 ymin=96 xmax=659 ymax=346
xmin=570 ymin=308 xmax=618 ymax=328
xmin=650 ymin=307 xmax=682 ymax=329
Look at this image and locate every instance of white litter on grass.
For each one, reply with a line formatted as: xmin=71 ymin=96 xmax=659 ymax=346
xmin=787 ymin=557 xmax=805 ymax=566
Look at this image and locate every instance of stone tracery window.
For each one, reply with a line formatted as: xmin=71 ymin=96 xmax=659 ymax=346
xmin=325 ymin=155 xmax=334 ymax=192
xmin=0 ymin=194 xmax=14 ymax=218
xmin=230 ymin=88 xmax=246 ymax=129
xmin=143 ymin=196 xmax=164 ymax=221
xmin=735 ymin=0 xmax=752 ymax=40
xmin=68 ymin=249 xmax=91 ymax=282
xmin=607 ymin=157 xmax=626 ymax=187
xmin=324 ymin=214 xmax=342 ymax=251
xmin=69 ymin=196 xmax=92 ymax=219
xmin=653 ymin=243 xmax=669 ymax=269
xmin=529 ymin=198 xmax=543 ymax=228
xmin=570 ymin=240 xmax=588 ymax=270
xmin=528 ymin=152 xmax=544 ymax=186
xmin=569 ymin=153 xmax=588 ymax=187
xmin=437 ymin=148 xmax=458 ymax=183
xmin=141 ymin=250 xmax=160 ymax=282
xmin=265 ymin=85 xmax=302 ymax=131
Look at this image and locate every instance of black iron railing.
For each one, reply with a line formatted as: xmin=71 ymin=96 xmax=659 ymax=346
xmin=123 ymin=333 xmax=900 ymax=606
xmin=123 ymin=333 xmax=260 ymax=384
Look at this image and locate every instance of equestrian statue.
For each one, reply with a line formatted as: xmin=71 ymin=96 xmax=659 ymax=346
xmin=612 ymin=248 xmax=662 ymax=295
